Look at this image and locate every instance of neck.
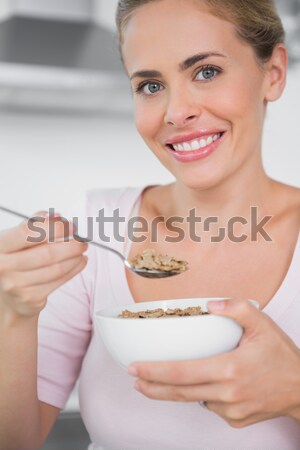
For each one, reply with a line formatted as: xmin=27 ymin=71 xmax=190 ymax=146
xmin=168 ymin=158 xmax=274 ymax=235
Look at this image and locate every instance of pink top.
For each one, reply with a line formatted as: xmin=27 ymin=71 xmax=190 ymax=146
xmin=38 ymin=186 xmax=300 ymax=450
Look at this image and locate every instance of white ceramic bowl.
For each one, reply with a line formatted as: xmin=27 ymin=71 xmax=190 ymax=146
xmin=95 ymin=298 xmax=252 ymax=368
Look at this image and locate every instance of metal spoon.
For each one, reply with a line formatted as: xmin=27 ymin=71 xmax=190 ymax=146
xmin=0 ymin=205 xmax=185 ymax=279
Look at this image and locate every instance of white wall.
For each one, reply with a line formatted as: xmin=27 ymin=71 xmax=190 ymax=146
xmin=0 ymin=0 xmax=11 ymax=19
xmin=92 ymin=0 xmax=118 ymax=29
xmin=263 ymin=65 xmax=300 ymax=185
xmin=0 ymin=109 xmax=173 ymax=231
xmin=12 ymin=0 xmax=93 ymax=20
xmin=0 ymin=0 xmax=117 ymax=23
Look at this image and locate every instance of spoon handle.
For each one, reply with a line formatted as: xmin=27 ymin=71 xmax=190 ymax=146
xmin=0 ymin=205 xmax=30 ymax=221
xmin=0 ymin=206 xmax=125 ymax=262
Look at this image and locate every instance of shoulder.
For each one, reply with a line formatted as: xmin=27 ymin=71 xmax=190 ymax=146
xmin=86 ymin=186 xmax=146 ymax=215
xmin=274 ymin=182 xmax=300 ymax=219
xmin=269 ymin=180 xmax=300 ymax=210
xmin=268 ymin=181 xmax=300 ymax=241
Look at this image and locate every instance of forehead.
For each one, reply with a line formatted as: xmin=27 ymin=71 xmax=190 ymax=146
xmin=121 ymin=0 xmax=241 ymax=71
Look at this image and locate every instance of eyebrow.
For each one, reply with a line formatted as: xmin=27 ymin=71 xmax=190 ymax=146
xmin=129 ymin=52 xmax=226 ymax=81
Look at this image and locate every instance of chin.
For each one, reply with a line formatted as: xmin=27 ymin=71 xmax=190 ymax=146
xmin=174 ymin=167 xmax=227 ymax=192
xmin=157 ymin=148 xmax=232 ymax=192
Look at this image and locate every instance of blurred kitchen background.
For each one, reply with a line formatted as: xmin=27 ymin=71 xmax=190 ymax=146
xmin=0 ymin=0 xmax=299 ymax=448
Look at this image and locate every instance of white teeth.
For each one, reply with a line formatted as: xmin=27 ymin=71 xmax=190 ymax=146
xmin=171 ymin=132 xmax=222 ymax=152
xmin=183 ymin=142 xmax=192 ymax=151
xmin=200 ymin=139 xmax=206 ymax=148
xmin=191 ymin=140 xmax=200 ymax=150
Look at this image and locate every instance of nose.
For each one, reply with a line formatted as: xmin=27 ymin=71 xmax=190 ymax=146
xmin=164 ymin=88 xmax=202 ymax=128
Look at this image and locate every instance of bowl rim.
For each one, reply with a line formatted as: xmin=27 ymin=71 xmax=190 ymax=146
xmin=94 ymin=297 xmax=259 ymax=321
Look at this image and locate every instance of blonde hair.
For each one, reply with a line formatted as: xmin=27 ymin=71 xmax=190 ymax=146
xmin=116 ymin=0 xmax=285 ymax=62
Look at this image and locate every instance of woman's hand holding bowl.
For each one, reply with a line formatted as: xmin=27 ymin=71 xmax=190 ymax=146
xmin=128 ymin=299 xmax=300 ymax=428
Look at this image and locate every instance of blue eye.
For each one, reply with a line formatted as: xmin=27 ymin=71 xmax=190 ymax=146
xmin=196 ymin=66 xmax=220 ymax=81
xmin=135 ymin=81 xmax=163 ymax=96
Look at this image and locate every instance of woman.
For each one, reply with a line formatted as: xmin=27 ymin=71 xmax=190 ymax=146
xmin=0 ymin=0 xmax=299 ymax=449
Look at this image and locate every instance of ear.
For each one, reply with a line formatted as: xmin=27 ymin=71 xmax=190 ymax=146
xmin=264 ymin=44 xmax=288 ymax=102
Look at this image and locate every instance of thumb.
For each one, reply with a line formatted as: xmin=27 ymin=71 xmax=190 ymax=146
xmin=207 ymin=298 xmax=264 ymax=335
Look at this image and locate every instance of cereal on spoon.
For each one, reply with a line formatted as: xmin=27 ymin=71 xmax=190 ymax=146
xmin=129 ymin=248 xmax=188 ymax=273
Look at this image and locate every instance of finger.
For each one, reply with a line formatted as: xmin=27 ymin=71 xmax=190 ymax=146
xmin=0 ymin=211 xmax=49 ymax=253
xmin=0 ymin=212 xmax=74 ymax=254
xmin=134 ymin=379 xmax=225 ymax=403
xmin=22 ymin=256 xmax=88 ymax=300
xmin=3 ymin=239 xmax=88 ymax=271
xmin=10 ymin=257 xmax=88 ymax=317
xmin=128 ymin=354 xmax=235 ymax=385
xmin=205 ymin=400 xmax=263 ymax=426
xmin=207 ymin=298 xmax=267 ymax=336
xmin=6 ymin=256 xmax=87 ymax=288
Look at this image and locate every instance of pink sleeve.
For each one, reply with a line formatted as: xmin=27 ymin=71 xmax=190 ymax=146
xmin=37 ymin=244 xmax=96 ymax=409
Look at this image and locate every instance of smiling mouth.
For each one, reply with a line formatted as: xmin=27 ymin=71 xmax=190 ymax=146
xmin=166 ymin=132 xmax=224 ymax=152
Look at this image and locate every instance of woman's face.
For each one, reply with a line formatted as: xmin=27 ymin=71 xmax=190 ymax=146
xmin=121 ymin=0 xmax=280 ymax=190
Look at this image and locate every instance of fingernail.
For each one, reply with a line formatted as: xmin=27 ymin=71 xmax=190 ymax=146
xmin=208 ymin=300 xmax=225 ymax=310
xmin=128 ymin=365 xmax=138 ymax=377
xmin=37 ymin=211 xmax=48 ymax=217
xmin=48 ymin=213 xmax=61 ymax=219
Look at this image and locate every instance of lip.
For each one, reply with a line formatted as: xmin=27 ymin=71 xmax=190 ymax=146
xmin=165 ymin=131 xmax=226 ymax=163
xmin=165 ymin=129 xmax=225 ymax=146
